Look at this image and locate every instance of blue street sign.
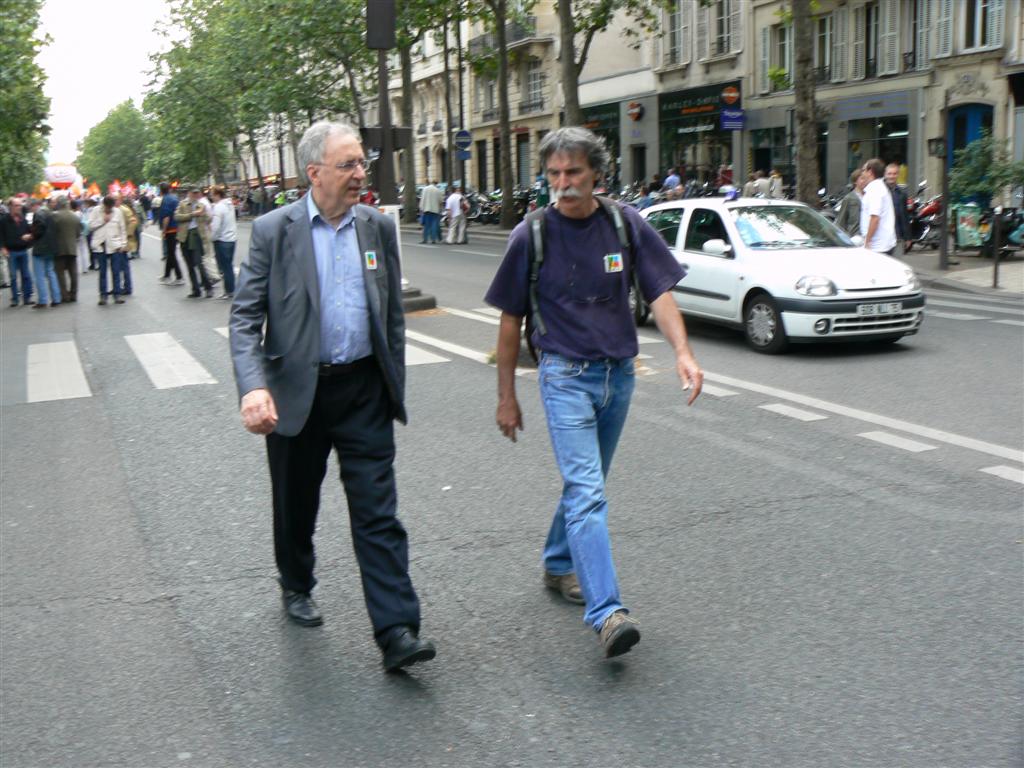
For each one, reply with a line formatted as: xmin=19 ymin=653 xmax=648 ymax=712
xmin=457 ymin=149 xmax=472 ymax=161
xmin=454 ymin=130 xmax=472 ymax=150
xmin=720 ymin=108 xmax=744 ymax=131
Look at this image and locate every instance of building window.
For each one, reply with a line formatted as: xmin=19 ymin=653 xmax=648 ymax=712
xmin=964 ymin=0 xmax=989 ymax=49
xmin=847 ymin=117 xmax=909 ymax=178
xmin=814 ymin=15 xmax=832 ymax=83
xmin=526 ymin=60 xmax=544 ymax=107
xmin=772 ymin=24 xmax=792 ymax=90
xmin=865 ymin=1 xmax=879 ymax=77
xmin=665 ymin=0 xmax=692 ymax=66
xmin=697 ymin=0 xmax=740 ymax=59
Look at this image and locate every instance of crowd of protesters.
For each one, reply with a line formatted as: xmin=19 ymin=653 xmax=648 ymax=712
xmin=0 ymin=182 xmax=247 ymax=308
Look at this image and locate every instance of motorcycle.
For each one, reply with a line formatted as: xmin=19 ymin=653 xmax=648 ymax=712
xmin=906 ymin=182 xmax=942 ymax=251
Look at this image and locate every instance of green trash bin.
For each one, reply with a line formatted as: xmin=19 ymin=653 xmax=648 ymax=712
xmin=953 ymin=202 xmax=984 ymax=248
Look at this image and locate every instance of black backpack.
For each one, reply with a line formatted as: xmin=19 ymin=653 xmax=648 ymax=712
xmin=523 ymin=197 xmax=648 ymax=361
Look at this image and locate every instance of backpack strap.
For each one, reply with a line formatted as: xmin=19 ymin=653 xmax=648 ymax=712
xmin=597 ymin=196 xmax=643 ymax=304
xmin=526 ymin=207 xmax=548 ymax=337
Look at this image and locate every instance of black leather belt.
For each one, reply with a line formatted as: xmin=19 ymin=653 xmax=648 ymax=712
xmin=317 ymin=356 xmax=374 ymax=377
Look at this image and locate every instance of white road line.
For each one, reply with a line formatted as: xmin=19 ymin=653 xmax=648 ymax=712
xmin=702 ymin=384 xmax=739 ymax=398
xmin=405 ymin=330 xmax=491 ymax=364
xmin=925 ymin=298 xmax=1024 ymax=316
xmin=979 ymin=465 xmax=1024 ymax=484
xmin=928 ymin=311 xmax=990 ymax=321
xmin=858 ymin=431 xmax=937 ymax=453
xmin=636 ymin=353 xmax=653 ymax=360
xmin=991 ymin=319 xmax=1024 ymax=327
xmin=142 ymin=232 xmax=162 ymax=241
xmin=759 ymin=403 xmax=828 ymax=422
xmin=636 ymin=333 xmax=663 ymax=345
xmin=406 ymin=344 xmax=450 ymax=365
xmin=706 ymin=371 xmax=1024 ymax=463
xmin=925 ymin=289 xmax=1024 ymax=307
xmin=441 ymin=306 xmax=500 ymax=325
xmin=125 ymin=332 xmax=217 ymax=389
xmin=447 ymin=248 xmax=502 ymax=258
xmin=472 ymin=307 xmax=503 ymax=317
xmin=214 ymin=327 xmax=229 ymax=338
xmin=26 ymin=341 xmax=92 ymax=402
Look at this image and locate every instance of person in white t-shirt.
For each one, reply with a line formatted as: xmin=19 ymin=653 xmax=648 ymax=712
xmin=210 ymin=186 xmax=238 ymax=298
xmin=858 ymin=158 xmax=897 ymax=254
xmin=445 ymin=184 xmax=468 ymax=244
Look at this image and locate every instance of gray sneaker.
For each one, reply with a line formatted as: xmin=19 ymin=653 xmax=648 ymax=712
xmin=599 ymin=610 xmax=640 ymax=658
xmin=543 ymin=570 xmax=585 ymax=604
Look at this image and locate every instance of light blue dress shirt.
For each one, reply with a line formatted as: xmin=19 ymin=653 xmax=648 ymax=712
xmin=306 ymin=194 xmax=372 ymax=363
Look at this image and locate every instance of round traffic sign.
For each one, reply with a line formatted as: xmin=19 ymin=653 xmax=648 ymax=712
xmin=454 ymin=129 xmax=472 ymax=150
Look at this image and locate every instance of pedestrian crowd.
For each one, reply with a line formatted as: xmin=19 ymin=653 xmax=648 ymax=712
xmin=0 ymin=182 xmax=239 ymax=307
xmin=833 ymin=158 xmax=911 ymax=257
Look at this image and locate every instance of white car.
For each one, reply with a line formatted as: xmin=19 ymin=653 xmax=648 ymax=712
xmin=638 ymin=198 xmax=925 ymax=353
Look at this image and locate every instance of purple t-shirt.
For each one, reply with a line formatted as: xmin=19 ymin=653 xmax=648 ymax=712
xmin=484 ymin=202 xmax=685 ymax=360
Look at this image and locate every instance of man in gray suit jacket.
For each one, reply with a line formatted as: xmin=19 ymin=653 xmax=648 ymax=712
xmin=230 ymin=121 xmax=435 ymax=672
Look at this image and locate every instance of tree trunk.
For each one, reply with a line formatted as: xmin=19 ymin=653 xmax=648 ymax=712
xmin=232 ymin=138 xmax=249 ymax=187
xmin=247 ymin=133 xmax=267 ymax=204
xmin=442 ymin=18 xmax=454 ymax=185
xmin=277 ymin=117 xmax=287 ymax=190
xmin=341 ymin=55 xmax=366 ymax=132
xmin=493 ymin=0 xmax=517 ymax=229
xmin=289 ymin=118 xmax=305 ymax=186
xmin=400 ymin=42 xmax=418 ymax=223
xmin=792 ymin=0 xmax=818 ymax=205
xmin=557 ymin=0 xmax=582 ymax=126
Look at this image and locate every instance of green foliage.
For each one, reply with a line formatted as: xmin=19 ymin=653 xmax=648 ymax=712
xmin=76 ymin=102 xmax=149 ymax=187
xmin=948 ymin=130 xmax=1024 ymax=203
xmin=0 ymin=0 xmax=51 ymax=196
xmin=768 ymin=66 xmax=791 ymax=91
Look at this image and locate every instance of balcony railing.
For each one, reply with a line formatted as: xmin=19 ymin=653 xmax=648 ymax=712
xmin=432 ymin=120 xmax=443 ymax=133
xmin=481 ymin=107 xmax=499 ymax=122
xmin=468 ymin=16 xmax=540 ymax=57
xmin=416 ymin=123 xmax=427 ymax=136
xmin=812 ymin=66 xmax=831 ymax=83
xmin=865 ymin=57 xmax=877 ymax=78
xmin=518 ymin=98 xmax=545 ymax=116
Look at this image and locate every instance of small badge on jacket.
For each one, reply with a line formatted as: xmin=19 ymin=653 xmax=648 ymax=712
xmin=364 ymin=250 xmax=378 ymax=270
xmin=605 ymin=253 xmax=623 ymax=273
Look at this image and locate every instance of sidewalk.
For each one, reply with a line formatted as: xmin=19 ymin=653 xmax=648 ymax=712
xmin=400 ymin=222 xmax=1024 ymax=299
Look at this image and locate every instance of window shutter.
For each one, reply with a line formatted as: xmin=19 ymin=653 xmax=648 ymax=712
xmin=879 ymin=0 xmax=899 ymax=75
xmin=851 ymin=5 xmax=866 ymax=79
xmin=987 ymin=0 xmax=1005 ymax=49
xmin=915 ymin=0 xmax=931 ymax=69
xmin=681 ymin=0 xmax=692 ymax=64
xmin=935 ymin=0 xmax=953 ymax=57
xmin=729 ymin=0 xmax=743 ymax=53
xmin=696 ymin=5 xmax=708 ymax=60
xmin=832 ymin=8 xmax=848 ymax=81
xmin=760 ymin=26 xmax=770 ymax=93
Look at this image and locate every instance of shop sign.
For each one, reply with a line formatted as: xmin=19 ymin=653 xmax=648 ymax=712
xmin=676 ymin=122 xmax=717 ymax=135
xmin=720 ymin=108 xmax=745 ymax=131
xmin=582 ymin=103 xmax=620 ymax=135
xmin=626 ymin=102 xmax=645 ymax=122
xmin=659 ymin=81 xmax=742 ymax=121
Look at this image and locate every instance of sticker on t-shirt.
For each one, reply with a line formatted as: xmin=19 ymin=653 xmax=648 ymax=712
xmin=604 ymin=253 xmax=623 ymax=273
xmin=364 ymin=250 xmax=378 ymax=270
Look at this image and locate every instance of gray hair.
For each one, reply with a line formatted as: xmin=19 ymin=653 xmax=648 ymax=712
xmin=538 ymin=126 xmax=610 ymax=177
xmin=55 ymin=195 xmax=69 ymax=210
xmin=297 ymin=121 xmax=360 ymax=171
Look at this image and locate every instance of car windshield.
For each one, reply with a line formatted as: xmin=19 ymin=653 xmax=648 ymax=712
xmin=728 ymin=206 xmax=854 ymax=249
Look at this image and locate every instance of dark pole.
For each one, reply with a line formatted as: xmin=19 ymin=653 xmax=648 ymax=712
xmin=938 ymin=91 xmax=950 ymax=271
xmin=456 ymin=15 xmax=466 ymax=188
xmin=376 ymin=49 xmax=397 ymax=205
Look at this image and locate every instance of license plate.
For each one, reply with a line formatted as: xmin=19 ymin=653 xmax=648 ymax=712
xmin=857 ymin=302 xmax=903 ymax=316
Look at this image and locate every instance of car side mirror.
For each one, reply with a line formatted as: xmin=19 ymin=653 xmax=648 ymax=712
xmin=851 ymin=235 xmax=864 ymax=247
xmin=702 ymin=238 xmax=732 ymax=256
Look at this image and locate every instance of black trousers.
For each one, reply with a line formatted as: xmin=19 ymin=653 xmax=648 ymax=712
xmin=162 ymin=234 xmax=182 ymax=279
xmin=265 ymin=359 xmax=420 ymax=645
xmin=183 ymin=231 xmax=212 ymax=293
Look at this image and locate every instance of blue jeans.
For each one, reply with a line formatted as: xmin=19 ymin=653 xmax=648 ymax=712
xmin=8 ymin=250 xmax=33 ymax=303
xmin=32 ymin=254 xmax=61 ymax=305
xmin=118 ymin=251 xmax=131 ymax=294
xmin=214 ymin=240 xmax=236 ymax=294
xmin=96 ymin=251 xmax=127 ymax=297
xmin=538 ymin=353 xmax=635 ymax=630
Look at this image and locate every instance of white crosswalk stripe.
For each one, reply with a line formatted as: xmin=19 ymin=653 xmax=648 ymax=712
xmin=979 ymin=465 xmax=1024 ymax=484
xmin=758 ymin=403 xmax=828 ymax=422
xmin=406 ymin=344 xmax=449 ymax=365
xmin=125 ymin=332 xmax=217 ymax=389
xmin=858 ymin=431 xmax=937 ymax=453
xmin=26 ymin=341 xmax=92 ymax=402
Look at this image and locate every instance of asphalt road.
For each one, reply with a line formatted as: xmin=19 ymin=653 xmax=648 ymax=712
xmin=1 ymin=220 xmax=1021 ymax=768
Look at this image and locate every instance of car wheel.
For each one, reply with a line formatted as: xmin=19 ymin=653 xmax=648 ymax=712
xmin=629 ymin=285 xmax=650 ymax=326
xmin=744 ymin=294 xmax=788 ymax=354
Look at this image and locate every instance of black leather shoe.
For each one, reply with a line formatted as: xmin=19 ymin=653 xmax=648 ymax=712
xmin=381 ymin=627 xmax=435 ymax=671
xmin=282 ymin=590 xmax=323 ymax=627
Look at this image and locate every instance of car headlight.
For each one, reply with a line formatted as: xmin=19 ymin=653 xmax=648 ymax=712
xmin=795 ymin=275 xmax=837 ymax=297
xmin=903 ymin=268 xmax=921 ymax=291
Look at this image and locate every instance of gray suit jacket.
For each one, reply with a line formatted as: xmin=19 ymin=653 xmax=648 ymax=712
xmin=229 ymin=199 xmax=406 ymax=436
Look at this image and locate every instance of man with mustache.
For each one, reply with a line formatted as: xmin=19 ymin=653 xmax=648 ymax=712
xmin=230 ymin=121 xmax=435 ymax=672
xmin=485 ymin=126 xmax=704 ymax=658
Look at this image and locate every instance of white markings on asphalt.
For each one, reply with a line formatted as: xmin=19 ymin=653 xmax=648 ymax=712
xmin=447 ymin=248 xmax=502 ymax=258
xmin=214 ymin=327 xmax=229 ymax=338
xmin=928 ymin=311 xmax=990 ymax=321
xmin=405 ymin=330 xmax=491 ymax=364
xmin=406 ymin=344 xmax=450 ymax=366
xmin=472 ymin=307 xmax=503 ymax=318
xmin=759 ymin=403 xmax=828 ymax=422
xmin=441 ymin=306 xmax=500 ymax=325
xmin=858 ymin=431 xmax=937 ymax=453
xmin=701 ymin=384 xmax=740 ymax=398
xmin=636 ymin=332 xmax=663 ymax=345
xmin=925 ymin=298 xmax=1024 ymax=317
xmin=125 ymin=332 xmax=217 ymax=389
xmin=991 ymin=319 xmax=1024 ymax=327
xmin=925 ymin=288 xmax=1024 ymax=306
xmin=706 ymin=371 xmax=1024 ymax=463
xmin=26 ymin=341 xmax=92 ymax=402
xmin=979 ymin=465 xmax=1024 ymax=484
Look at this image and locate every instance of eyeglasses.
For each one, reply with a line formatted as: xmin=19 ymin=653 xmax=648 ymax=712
xmin=314 ymin=159 xmax=371 ymax=173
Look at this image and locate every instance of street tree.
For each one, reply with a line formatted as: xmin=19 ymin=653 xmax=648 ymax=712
xmin=0 ymin=0 xmax=50 ymax=196
xmin=556 ymin=0 xmax=669 ymax=127
xmin=76 ymin=101 xmax=150 ymax=188
xmin=791 ymin=0 xmax=819 ymax=205
xmin=949 ymin=130 xmax=1024 ymax=206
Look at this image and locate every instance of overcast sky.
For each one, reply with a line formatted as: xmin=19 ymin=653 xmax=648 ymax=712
xmin=41 ymin=0 xmax=170 ymax=164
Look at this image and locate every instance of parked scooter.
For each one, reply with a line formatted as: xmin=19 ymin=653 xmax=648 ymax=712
xmin=906 ymin=181 xmax=943 ymax=251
